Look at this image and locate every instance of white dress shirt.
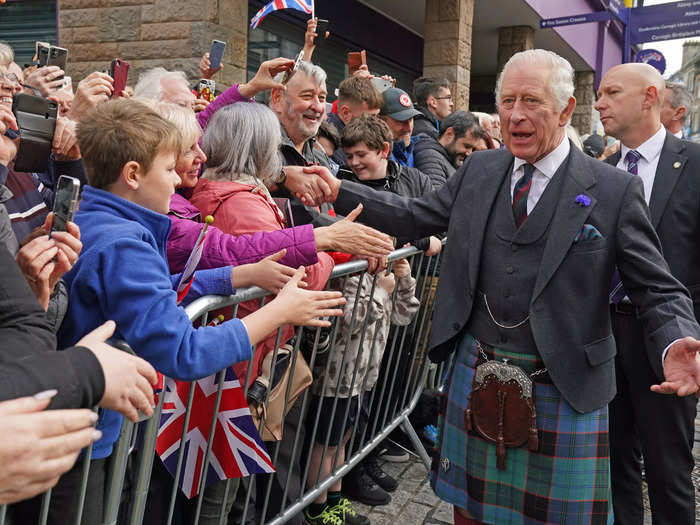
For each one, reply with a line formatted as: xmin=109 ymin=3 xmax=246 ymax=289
xmin=511 ymin=135 xmax=570 ymax=212
xmin=673 ymin=129 xmax=683 ymax=139
xmin=616 ymin=125 xmax=666 ymax=205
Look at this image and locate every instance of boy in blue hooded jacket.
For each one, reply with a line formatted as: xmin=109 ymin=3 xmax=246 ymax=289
xmin=23 ymin=99 xmax=346 ymax=525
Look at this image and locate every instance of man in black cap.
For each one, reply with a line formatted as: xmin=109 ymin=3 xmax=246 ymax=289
xmin=582 ymin=134 xmax=606 ymax=159
xmin=379 ymin=87 xmax=422 ymax=168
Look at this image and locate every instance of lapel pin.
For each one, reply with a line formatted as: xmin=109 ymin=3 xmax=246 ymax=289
xmin=575 ymin=194 xmax=591 ymax=207
xmin=673 ymin=161 xmax=681 ymax=169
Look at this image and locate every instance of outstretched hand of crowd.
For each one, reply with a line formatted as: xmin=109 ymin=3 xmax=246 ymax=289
xmin=314 ymin=204 xmax=394 ymax=258
xmin=238 ymin=57 xmax=295 ymax=99
xmin=652 ymin=337 xmax=700 ymax=397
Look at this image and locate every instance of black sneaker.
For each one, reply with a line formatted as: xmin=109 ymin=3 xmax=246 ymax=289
xmin=328 ymin=497 xmax=370 ymax=525
xmin=363 ymin=455 xmax=398 ymax=492
xmin=375 ymin=440 xmax=409 ymax=463
xmin=342 ymin=471 xmax=390 ymax=506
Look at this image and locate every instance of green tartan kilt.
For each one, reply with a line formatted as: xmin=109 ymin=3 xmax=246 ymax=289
xmin=430 ymin=334 xmax=613 ymax=525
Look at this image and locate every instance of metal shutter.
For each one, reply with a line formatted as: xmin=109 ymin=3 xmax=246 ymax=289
xmin=0 ymin=0 xmax=57 ymax=66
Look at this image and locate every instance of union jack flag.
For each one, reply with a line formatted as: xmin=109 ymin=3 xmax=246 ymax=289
xmin=250 ymin=0 xmax=313 ymax=29
xmin=155 ymin=369 xmax=275 ymax=499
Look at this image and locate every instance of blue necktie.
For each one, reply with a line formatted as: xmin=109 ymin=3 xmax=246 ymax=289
xmin=513 ymin=164 xmax=534 ymax=227
xmin=610 ymin=150 xmax=642 ymax=304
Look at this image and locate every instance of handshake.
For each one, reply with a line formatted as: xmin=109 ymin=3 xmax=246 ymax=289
xmin=281 ymin=164 xmax=342 ymax=208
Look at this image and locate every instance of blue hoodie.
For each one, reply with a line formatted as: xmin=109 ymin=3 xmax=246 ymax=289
xmin=59 ymin=186 xmax=252 ymax=459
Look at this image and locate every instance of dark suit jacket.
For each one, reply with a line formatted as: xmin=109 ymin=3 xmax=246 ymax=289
xmin=606 ymin=133 xmax=700 ymax=320
xmin=333 ymin=142 xmax=700 ymax=413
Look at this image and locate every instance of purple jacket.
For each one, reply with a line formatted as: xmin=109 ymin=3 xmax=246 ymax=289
xmin=196 ymin=83 xmax=253 ymax=132
xmin=167 ymin=193 xmax=318 ymax=273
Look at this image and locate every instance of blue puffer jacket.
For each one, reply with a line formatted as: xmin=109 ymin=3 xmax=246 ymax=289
xmin=59 ymin=186 xmax=252 ymax=459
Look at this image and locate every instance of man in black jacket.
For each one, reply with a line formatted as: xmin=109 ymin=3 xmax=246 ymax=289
xmin=412 ymin=77 xmax=453 ymax=138
xmin=597 ymin=62 xmax=700 ymax=525
xmin=414 ymin=111 xmax=484 ymax=187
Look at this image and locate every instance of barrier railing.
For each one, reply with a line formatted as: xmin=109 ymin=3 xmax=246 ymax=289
xmin=0 ymin=242 xmax=444 ymax=525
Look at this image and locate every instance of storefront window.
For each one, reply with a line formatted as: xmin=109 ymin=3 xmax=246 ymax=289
xmin=0 ymin=0 xmax=58 ymax=65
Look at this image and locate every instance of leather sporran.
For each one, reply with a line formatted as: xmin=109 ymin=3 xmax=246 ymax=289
xmin=465 ymin=360 xmax=539 ymax=470
xmin=249 ymin=344 xmax=312 ymax=441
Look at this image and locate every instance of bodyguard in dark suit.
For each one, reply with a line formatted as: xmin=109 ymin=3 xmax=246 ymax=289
xmin=597 ymin=63 xmax=700 ymax=525
xmin=308 ymin=50 xmax=700 ymax=525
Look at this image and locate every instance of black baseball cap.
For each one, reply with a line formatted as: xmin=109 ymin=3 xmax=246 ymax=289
xmin=380 ymin=87 xmax=421 ymax=122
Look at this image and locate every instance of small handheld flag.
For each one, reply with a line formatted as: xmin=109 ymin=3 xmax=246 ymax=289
xmin=175 ymin=215 xmax=214 ymax=304
xmin=250 ymin=0 xmax=314 ymax=30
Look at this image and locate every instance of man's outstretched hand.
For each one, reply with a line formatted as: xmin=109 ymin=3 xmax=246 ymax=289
xmin=651 ymin=337 xmax=700 ymax=397
xmin=298 ymin=165 xmax=341 ymax=206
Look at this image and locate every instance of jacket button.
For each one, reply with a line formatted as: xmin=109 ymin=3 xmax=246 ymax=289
xmin=506 ymin=266 xmax=514 ymax=274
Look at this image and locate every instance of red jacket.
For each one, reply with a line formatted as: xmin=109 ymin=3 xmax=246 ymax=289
xmin=190 ymin=178 xmax=334 ymax=386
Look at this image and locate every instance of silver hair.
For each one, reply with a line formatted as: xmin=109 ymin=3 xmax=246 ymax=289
xmin=273 ymin=59 xmax=327 ymax=86
xmin=133 ymin=67 xmax=189 ymax=101
xmin=201 ymin=103 xmax=282 ymax=185
xmin=151 ymin=102 xmax=202 ymax=154
xmin=666 ymin=81 xmax=696 ymax=123
xmin=495 ymin=49 xmax=575 ymax=112
xmin=0 ymin=41 xmax=14 ymax=66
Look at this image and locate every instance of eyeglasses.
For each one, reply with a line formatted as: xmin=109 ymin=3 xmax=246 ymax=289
xmin=0 ymin=72 xmax=20 ymax=85
xmin=434 ymin=95 xmax=452 ymax=100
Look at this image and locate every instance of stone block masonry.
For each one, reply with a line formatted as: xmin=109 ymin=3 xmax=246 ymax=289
xmin=58 ymin=0 xmax=249 ymax=90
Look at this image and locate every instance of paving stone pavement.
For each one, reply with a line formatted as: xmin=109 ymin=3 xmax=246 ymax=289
xmin=346 ymin=424 xmax=700 ymax=525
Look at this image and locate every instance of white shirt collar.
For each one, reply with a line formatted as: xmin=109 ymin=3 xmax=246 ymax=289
xmin=673 ymin=129 xmax=683 ymax=139
xmin=620 ymin=125 xmax=666 ymax=164
xmin=512 ymin=134 xmax=570 ymax=179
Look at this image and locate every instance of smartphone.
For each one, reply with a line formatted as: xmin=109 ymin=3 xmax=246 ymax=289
xmin=109 ymin=58 xmax=130 ymax=99
xmin=36 ymin=41 xmax=51 ymax=64
xmin=47 ymin=46 xmax=68 ymax=80
xmin=370 ymin=76 xmax=393 ymax=93
xmin=315 ymin=18 xmax=330 ymax=42
xmin=197 ymin=79 xmax=215 ymax=102
xmin=50 ymin=176 xmax=80 ymax=237
xmin=281 ymin=50 xmax=305 ymax=85
xmin=11 ymin=93 xmax=58 ymax=173
xmin=348 ymin=50 xmax=367 ymax=76
xmin=209 ymin=40 xmax=226 ymax=70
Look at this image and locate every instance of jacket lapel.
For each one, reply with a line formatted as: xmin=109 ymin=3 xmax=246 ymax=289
xmin=532 ymin=147 xmax=597 ymax=301
xmin=649 ymin=133 xmax=686 ymax=228
xmin=467 ymin=152 xmax=514 ymax=291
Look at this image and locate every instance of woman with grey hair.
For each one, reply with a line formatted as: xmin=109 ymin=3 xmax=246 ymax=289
xmin=190 ymin=101 xmax=336 ymax=525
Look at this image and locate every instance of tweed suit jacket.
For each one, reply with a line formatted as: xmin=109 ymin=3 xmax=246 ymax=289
xmin=333 ymin=142 xmax=700 ymax=413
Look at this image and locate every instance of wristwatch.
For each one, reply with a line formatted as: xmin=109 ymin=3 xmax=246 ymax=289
xmin=276 ymin=167 xmax=287 ymax=185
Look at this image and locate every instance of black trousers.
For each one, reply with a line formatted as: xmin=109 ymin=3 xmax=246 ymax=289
xmin=609 ymin=309 xmax=697 ymax=525
xmin=9 ymin=457 xmax=108 ymax=525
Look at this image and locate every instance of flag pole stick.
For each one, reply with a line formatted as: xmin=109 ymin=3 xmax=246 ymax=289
xmin=312 ymin=0 xmax=315 ymax=20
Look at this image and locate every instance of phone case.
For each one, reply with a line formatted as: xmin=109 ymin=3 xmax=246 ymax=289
xmin=347 ymin=50 xmax=367 ymax=75
xmin=47 ymin=47 xmax=68 ymax=80
xmin=197 ymin=79 xmax=215 ymax=103
xmin=209 ymin=40 xmax=226 ymax=70
xmin=110 ymin=58 xmax=131 ymax=98
xmin=12 ymin=94 xmax=58 ymax=173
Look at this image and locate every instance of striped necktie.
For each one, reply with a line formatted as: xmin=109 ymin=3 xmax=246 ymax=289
xmin=610 ymin=150 xmax=642 ymax=303
xmin=512 ymin=163 xmax=534 ymax=227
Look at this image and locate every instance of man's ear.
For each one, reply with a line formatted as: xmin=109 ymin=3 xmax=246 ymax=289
xmin=121 ymin=160 xmax=142 ymax=191
xmin=269 ymin=88 xmax=284 ymax=111
xmin=426 ymin=94 xmax=436 ymax=112
xmin=381 ymin=141 xmax=391 ymax=159
xmin=338 ymin=103 xmax=351 ymax=123
xmin=643 ymin=85 xmax=660 ymax=110
xmin=674 ymin=105 xmax=687 ymax=123
xmin=559 ymin=96 xmax=577 ymax=126
xmin=440 ymin=127 xmax=455 ymax=146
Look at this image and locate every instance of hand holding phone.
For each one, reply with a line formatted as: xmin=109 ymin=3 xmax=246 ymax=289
xmin=208 ymin=40 xmax=226 ymax=71
xmin=109 ymin=58 xmax=130 ymax=99
xmin=12 ymin=94 xmax=58 ymax=173
xmin=348 ymin=50 xmax=367 ymax=76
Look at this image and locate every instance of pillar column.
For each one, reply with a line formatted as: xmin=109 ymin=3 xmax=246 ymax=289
xmin=496 ymin=25 xmax=534 ymax=74
xmin=423 ymin=0 xmax=474 ymax=110
xmin=572 ymin=71 xmax=596 ymax=136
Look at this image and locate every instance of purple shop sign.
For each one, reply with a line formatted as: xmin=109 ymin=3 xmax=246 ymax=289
xmin=540 ymin=11 xmax=613 ymax=29
xmin=636 ymin=48 xmax=666 ymax=74
xmin=629 ymin=0 xmax=700 ymax=45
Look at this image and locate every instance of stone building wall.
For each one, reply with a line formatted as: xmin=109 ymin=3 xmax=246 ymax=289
xmin=58 ymin=0 xmax=249 ymax=88
xmin=423 ymin=0 xmax=474 ymax=110
xmin=572 ymin=70 xmax=595 ymax=136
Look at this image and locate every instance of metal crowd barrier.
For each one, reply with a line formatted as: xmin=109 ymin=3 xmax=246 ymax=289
xmin=0 ymin=242 xmax=445 ymax=525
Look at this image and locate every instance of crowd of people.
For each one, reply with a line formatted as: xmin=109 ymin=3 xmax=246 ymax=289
xmin=1 ymin=9 xmax=699 ymax=525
